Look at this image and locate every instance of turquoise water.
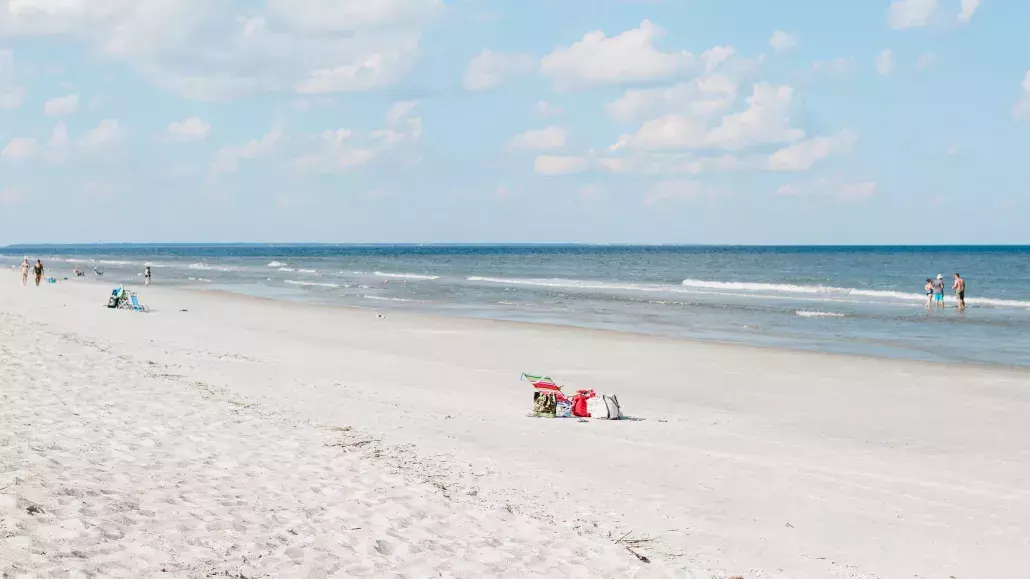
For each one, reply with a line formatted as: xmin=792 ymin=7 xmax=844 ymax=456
xmin=3 ymin=245 xmax=1029 ymax=367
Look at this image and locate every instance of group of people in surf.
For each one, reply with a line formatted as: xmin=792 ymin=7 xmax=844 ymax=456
xmin=924 ymin=273 xmax=966 ymax=311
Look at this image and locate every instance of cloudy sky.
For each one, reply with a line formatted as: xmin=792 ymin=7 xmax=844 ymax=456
xmin=0 ymin=0 xmax=1026 ymax=244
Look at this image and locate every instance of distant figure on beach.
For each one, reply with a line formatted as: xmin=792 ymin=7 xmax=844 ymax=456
xmin=33 ymin=260 xmax=44 ymax=287
xmin=931 ymin=274 xmax=945 ymax=310
xmin=20 ymin=259 xmax=29 ymax=286
xmin=924 ymin=278 xmax=934 ymax=309
xmin=953 ymin=273 xmax=966 ymax=310
xmin=145 ymin=266 xmax=152 ymax=287
xmin=93 ymin=266 xmax=103 ymax=277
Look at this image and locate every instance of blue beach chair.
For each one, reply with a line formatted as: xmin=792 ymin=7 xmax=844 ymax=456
xmin=129 ymin=293 xmax=149 ymax=312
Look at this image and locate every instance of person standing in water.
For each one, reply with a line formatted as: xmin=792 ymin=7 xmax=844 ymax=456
xmin=953 ymin=273 xmax=966 ymax=311
xmin=931 ymin=274 xmax=945 ymax=310
xmin=33 ymin=260 xmax=44 ymax=286
xmin=144 ymin=266 xmax=152 ymax=287
xmin=20 ymin=259 xmax=29 ymax=286
xmin=923 ymin=278 xmax=934 ymax=309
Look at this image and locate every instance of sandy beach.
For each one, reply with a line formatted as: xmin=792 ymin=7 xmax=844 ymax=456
xmin=2 ymin=272 xmax=1029 ymax=578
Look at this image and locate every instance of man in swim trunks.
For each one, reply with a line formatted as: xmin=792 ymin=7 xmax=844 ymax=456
xmin=931 ymin=274 xmax=945 ymax=310
xmin=953 ymin=273 xmax=966 ymax=310
xmin=33 ymin=259 xmax=44 ymax=286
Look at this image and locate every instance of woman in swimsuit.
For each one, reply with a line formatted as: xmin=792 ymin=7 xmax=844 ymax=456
xmin=20 ymin=259 xmax=29 ymax=286
xmin=33 ymin=260 xmax=43 ymax=286
xmin=924 ymin=278 xmax=933 ymax=309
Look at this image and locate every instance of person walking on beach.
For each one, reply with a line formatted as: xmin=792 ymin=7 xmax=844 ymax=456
xmin=953 ymin=273 xmax=966 ymax=311
xmin=924 ymin=278 xmax=934 ymax=309
xmin=144 ymin=266 xmax=152 ymax=287
xmin=20 ymin=258 xmax=29 ymax=286
xmin=33 ymin=260 xmax=44 ymax=287
xmin=931 ymin=274 xmax=945 ymax=311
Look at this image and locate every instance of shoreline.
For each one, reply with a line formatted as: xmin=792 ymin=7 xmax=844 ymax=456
xmin=3 ymin=271 xmax=1030 ymax=577
xmin=34 ymin=269 xmax=1030 ymax=374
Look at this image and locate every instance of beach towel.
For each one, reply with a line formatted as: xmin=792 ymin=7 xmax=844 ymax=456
xmin=556 ymin=400 xmax=573 ymax=418
xmin=570 ymin=389 xmax=596 ymax=418
xmin=533 ymin=392 xmax=557 ymax=417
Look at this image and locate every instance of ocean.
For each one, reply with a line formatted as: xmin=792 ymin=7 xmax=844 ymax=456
xmin=3 ymin=244 xmax=1029 ymax=367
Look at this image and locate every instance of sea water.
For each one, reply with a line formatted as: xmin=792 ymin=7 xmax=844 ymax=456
xmin=3 ymin=245 xmax=1029 ymax=367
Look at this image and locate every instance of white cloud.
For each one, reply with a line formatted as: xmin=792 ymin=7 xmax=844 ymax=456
xmin=607 ymin=75 xmax=738 ymax=123
xmin=0 ymin=49 xmax=24 ymax=109
xmin=1014 ymin=71 xmax=1030 ymax=120
xmin=887 ymin=0 xmax=938 ymax=29
xmin=0 ymin=0 xmax=440 ymax=100
xmin=915 ymin=52 xmax=936 ymax=72
xmin=597 ymin=152 xmax=755 ymax=176
xmin=812 ymin=57 xmax=855 ymax=76
xmin=767 ymin=130 xmax=857 ymax=171
xmin=535 ymin=100 xmax=563 ymax=117
xmin=644 ymin=180 xmax=720 ymax=205
xmin=213 ymin=128 xmax=282 ymax=173
xmin=291 ymin=101 xmax=422 ymax=173
xmin=168 ymin=117 xmax=211 ymax=141
xmin=540 ymin=20 xmax=698 ymax=88
xmin=611 ymin=83 xmax=804 ymax=152
xmin=507 ymin=126 xmax=567 ymax=150
xmin=769 ymin=30 xmax=798 ymax=53
xmin=462 ymin=49 xmax=533 ymax=91
xmin=81 ymin=119 xmax=126 ymax=149
xmin=43 ymin=93 xmax=78 ymax=116
xmin=533 ymin=155 xmax=588 ymax=175
xmin=957 ymin=0 xmax=981 ymax=23
xmin=0 ymin=187 xmax=24 ymax=205
xmin=776 ymin=177 xmax=877 ymax=202
xmin=875 ymin=50 xmax=894 ymax=76
xmin=2 ymin=136 xmax=38 ymax=160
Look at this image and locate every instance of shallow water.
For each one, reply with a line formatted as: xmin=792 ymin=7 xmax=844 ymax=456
xmin=4 ymin=244 xmax=1029 ymax=367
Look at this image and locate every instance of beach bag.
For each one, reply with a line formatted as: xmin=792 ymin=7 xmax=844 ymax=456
xmin=570 ymin=389 xmax=596 ymax=418
xmin=587 ymin=394 xmax=624 ymax=420
xmin=533 ymin=392 xmax=557 ymax=417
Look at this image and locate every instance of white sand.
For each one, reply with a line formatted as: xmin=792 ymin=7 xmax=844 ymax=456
xmin=2 ymin=272 xmax=1030 ymax=578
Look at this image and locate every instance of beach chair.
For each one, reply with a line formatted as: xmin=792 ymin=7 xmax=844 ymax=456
xmin=129 ymin=293 xmax=149 ymax=312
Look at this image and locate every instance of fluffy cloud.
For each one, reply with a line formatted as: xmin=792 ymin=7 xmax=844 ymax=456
xmin=507 ymin=126 xmax=567 ymax=150
xmin=213 ymin=129 xmax=282 ymax=174
xmin=1014 ymin=71 xmax=1030 ymax=119
xmin=541 ymin=20 xmax=713 ymax=88
xmin=291 ymin=101 xmax=422 ymax=174
xmin=0 ymin=187 xmax=24 ymax=205
xmin=43 ymin=93 xmax=78 ymax=116
xmin=887 ymin=0 xmax=938 ymax=29
xmin=875 ymin=50 xmax=894 ymax=76
xmin=462 ymin=49 xmax=533 ymax=91
xmin=958 ymin=0 xmax=981 ymax=23
xmin=0 ymin=0 xmax=439 ymax=100
xmin=0 ymin=50 xmax=24 ymax=109
xmin=2 ymin=137 xmax=38 ymax=160
xmin=597 ymin=152 xmax=754 ymax=175
xmin=611 ymin=83 xmax=804 ymax=152
xmin=776 ymin=177 xmax=877 ymax=202
xmin=607 ymin=75 xmax=738 ymax=123
xmin=81 ymin=119 xmax=126 ymax=150
xmin=769 ymin=30 xmax=798 ymax=53
xmin=767 ymin=130 xmax=857 ymax=171
xmin=167 ymin=117 xmax=211 ymax=141
xmin=533 ymin=155 xmax=589 ymax=175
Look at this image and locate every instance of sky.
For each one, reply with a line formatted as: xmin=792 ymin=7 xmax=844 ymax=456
xmin=0 ymin=0 xmax=1027 ymax=245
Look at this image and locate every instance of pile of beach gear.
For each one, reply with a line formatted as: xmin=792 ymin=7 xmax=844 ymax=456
xmin=106 ymin=286 xmax=149 ymax=312
xmin=522 ymin=373 xmax=623 ymax=420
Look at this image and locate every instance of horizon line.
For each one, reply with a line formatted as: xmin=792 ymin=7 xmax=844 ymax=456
xmin=3 ymin=242 xmax=1030 ymax=249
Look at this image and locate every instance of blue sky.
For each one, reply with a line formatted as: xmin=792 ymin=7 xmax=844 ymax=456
xmin=0 ymin=0 xmax=1026 ymax=244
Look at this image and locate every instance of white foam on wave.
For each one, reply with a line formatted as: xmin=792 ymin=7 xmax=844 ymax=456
xmin=374 ymin=271 xmax=440 ymax=280
xmin=284 ymin=280 xmax=340 ymax=289
xmin=796 ymin=310 xmax=846 ymax=318
xmin=267 ymin=261 xmax=286 ymax=268
xmin=277 ymin=267 xmax=295 ymax=272
xmin=467 ymin=276 xmax=670 ymax=294
xmin=187 ymin=277 xmax=213 ymax=283
xmin=297 ymin=268 xmax=318 ymax=274
xmin=682 ymin=278 xmax=1030 ymax=309
xmin=362 ymin=295 xmax=424 ymax=303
